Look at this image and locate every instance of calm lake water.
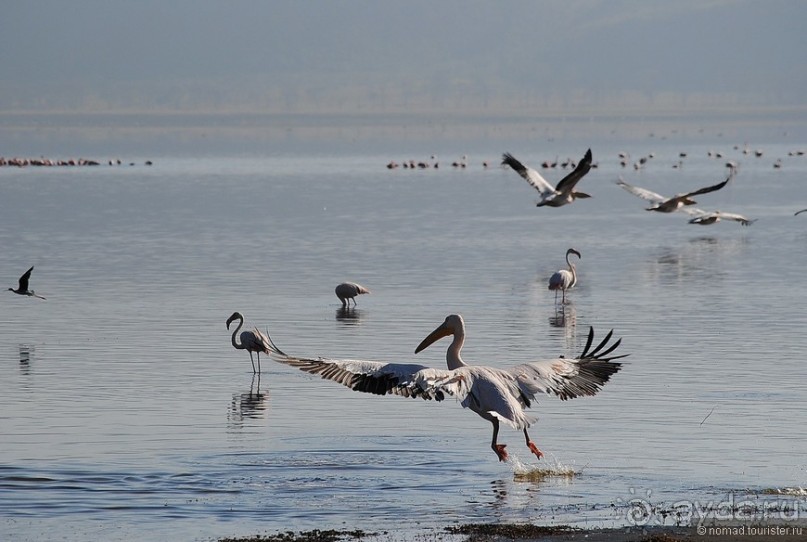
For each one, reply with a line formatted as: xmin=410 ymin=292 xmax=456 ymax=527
xmin=1 ymin=113 xmax=806 ymax=541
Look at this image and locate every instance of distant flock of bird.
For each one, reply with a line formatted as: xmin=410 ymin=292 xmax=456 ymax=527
xmin=9 ymin=142 xmax=804 ymax=463
xmin=0 ymin=156 xmax=153 ymax=167
xmin=388 ymin=145 xmax=805 ymax=173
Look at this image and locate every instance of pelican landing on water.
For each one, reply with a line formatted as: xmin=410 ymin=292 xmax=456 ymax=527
xmin=265 ymin=314 xmax=626 ymax=462
xmin=502 ymin=148 xmax=593 ymax=207
xmin=549 ymin=248 xmax=581 ymax=304
xmin=335 ymin=282 xmax=370 ymax=307
xmin=226 ymin=311 xmax=271 ymax=374
xmin=8 ymin=266 xmax=46 ymax=299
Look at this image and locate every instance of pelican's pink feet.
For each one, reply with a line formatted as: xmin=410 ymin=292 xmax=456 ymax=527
xmin=528 ymin=441 xmax=544 ymax=459
xmin=494 ymin=444 xmax=509 ymax=462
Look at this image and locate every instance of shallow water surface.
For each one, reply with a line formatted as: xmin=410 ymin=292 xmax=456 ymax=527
xmin=1 ymin=118 xmax=806 ymax=540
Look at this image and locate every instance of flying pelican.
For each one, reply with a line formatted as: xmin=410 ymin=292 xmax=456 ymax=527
xmin=335 ymin=282 xmax=370 ymax=308
xmin=502 ymin=149 xmax=593 ymax=207
xmin=548 ymin=248 xmax=581 ymax=304
xmin=265 ymin=314 xmax=626 ymax=461
xmin=8 ymin=266 xmax=46 ymax=299
xmin=683 ymin=208 xmax=756 ymax=226
xmin=226 ymin=311 xmax=271 ymax=374
xmin=616 ymin=171 xmax=733 ymax=213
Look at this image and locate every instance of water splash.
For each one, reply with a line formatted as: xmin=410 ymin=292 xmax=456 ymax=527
xmin=510 ymin=453 xmax=580 ymax=482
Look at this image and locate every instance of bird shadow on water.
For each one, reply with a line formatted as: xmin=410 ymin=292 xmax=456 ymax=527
xmin=335 ymin=307 xmax=366 ymax=324
xmin=647 ymin=235 xmax=748 ymax=286
xmin=227 ymin=374 xmax=269 ymax=428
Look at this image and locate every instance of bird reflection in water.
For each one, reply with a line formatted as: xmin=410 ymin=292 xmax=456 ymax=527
xmin=228 ymin=374 xmax=268 ymax=427
xmin=19 ymin=344 xmax=33 ymax=375
xmin=548 ymin=304 xmax=577 ymax=353
xmin=549 ymin=303 xmax=576 ymax=329
xmin=489 ymin=479 xmax=509 ymax=507
xmin=335 ymin=307 xmax=366 ymax=324
xmin=649 ymin=236 xmax=746 ymax=286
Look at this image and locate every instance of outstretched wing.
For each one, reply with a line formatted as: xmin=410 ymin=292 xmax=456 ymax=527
xmin=715 ymin=212 xmax=755 ymax=225
xmin=502 ymin=153 xmax=555 ymax=196
xmin=679 ymin=171 xmax=733 ymax=199
xmin=683 ymin=208 xmax=755 ymax=226
xmin=554 ymin=148 xmax=593 ymax=194
xmin=616 ymin=178 xmax=667 ymax=205
xmin=265 ymin=335 xmax=458 ymax=401
xmin=18 ymin=266 xmax=34 ymax=291
xmin=509 ymin=327 xmax=627 ymax=402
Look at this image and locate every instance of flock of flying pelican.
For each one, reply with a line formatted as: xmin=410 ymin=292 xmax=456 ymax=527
xmin=500 ymin=150 xmax=758 ymax=226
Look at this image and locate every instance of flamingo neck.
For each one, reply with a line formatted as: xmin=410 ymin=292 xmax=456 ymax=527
xmin=565 ymin=252 xmax=579 ymax=288
xmin=231 ymin=318 xmax=244 ymax=349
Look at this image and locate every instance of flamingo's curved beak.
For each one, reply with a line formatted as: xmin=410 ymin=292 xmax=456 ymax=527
xmin=226 ymin=312 xmax=241 ymax=329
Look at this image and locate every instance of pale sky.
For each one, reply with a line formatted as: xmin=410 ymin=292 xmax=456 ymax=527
xmin=1 ymin=0 xmax=804 ymax=113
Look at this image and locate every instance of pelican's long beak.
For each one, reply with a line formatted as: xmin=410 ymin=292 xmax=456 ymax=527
xmin=415 ymin=322 xmax=452 ymax=354
xmin=571 ymin=248 xmax=582 ymax=259
xmin=226 ymin=312 xmax=239 ymax=329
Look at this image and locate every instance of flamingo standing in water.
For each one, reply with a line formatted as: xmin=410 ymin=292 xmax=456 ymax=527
xmin=549 ymin=248 xmax=581 ymax=304
xmin=265 ymin=314 xmax=626 ymax=461
xmin=226 ymin=311 xmax=271 ymax=374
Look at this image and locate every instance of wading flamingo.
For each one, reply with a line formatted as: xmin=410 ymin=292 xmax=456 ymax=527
xmin=226 ymin=311 xmax=271 ymax=374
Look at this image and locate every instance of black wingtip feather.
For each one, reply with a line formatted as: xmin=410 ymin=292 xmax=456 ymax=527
xmin=580 ymin=326 xmax=595 ymax=358
xmin=501 ymin=152 xmax=527 ymax=174
xmin=589 ymin=329 xmax=615 ymax=357
xmin=577 ymin=328 xmax=628 ymax=363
